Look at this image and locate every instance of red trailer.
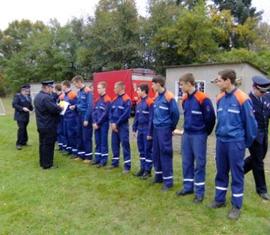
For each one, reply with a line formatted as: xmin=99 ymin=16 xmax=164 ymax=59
xmin=93 ymin=69 xmax=156 ymax=113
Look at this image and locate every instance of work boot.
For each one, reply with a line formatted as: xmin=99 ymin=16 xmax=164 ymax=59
xmin=259 ymin=193 xmax=270 ymax=200
xmin=193 ymin=196 xmax=204 ymax=204
xmin=208 ymin=200 xmax=226 ymax=209
xmin=134 ymin=169 xmax=144 ymax=177
xmin=228 ymin=207 xmax=241 ymax=220
xmin=141 ymin=170 xmax=151 ymax=180
xmin=176 ymin=189 xmax=193 ymax=196
xmin=16 ymin=145 xmax=22 ymax=150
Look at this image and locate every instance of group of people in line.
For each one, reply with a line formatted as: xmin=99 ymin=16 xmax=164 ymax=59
xmin=12 ymin=69 xmax=270 ymax=220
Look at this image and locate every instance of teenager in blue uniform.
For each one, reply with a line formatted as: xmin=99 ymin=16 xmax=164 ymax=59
xmin=92 ymin=81 xmax=111 ymax=167
xmin=132 ymin=84 xmax=154 ymax=179
xmin=209 ymin=69 xmax=257 ymax=220
xmin=34 ymin=81 xmax=62 ymax=169
xmin=151 ymin=75 xmax=180 ymax=191
xmin=109 ymin=81 xmax=131 ymax=173
xmin=62 ymin=80 xmax=78 ymax=157
xmin=244 ymin=75 xmax=270 ymax=200
xmin=71 ymin=75 xmax=93 ymax=163
xmin=12 ymin=84 xmax=33 ymax=150
xmin=176 ymin=73 xmax=215 ymax=203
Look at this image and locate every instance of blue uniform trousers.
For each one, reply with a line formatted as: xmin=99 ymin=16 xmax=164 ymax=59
xmin=137 ymin=129 xmax=153 ymax=172
xmin=94 ymin=121 xmax=109 ymax=166
xmin=182 ymin=133 xmax=207 ymax=197
xmin=57 ymin=116 xmax=66 ymax=151
xmin=153 ymin=127 xmax=173 ymax=188
xmin=111 ymin=123 xmax=131 ymax=170
xmin=215 ymin=139 xmax=245 ymax=209
xmin=63 ymin=117 xmax=77 ymax=155
xmin=76 ymin=113 xmax=93 ymax=160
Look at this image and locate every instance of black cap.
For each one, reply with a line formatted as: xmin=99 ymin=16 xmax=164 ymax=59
xmin=41 ymin=80 xmax=54 ymax=87
xmin=21 ymin=84 xmax=30 ymax=89
xmin=252 ymin=75 xmax=270 ymax=92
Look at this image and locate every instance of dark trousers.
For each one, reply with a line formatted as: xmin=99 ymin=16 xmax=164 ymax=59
xmin=38 ymin=128 xmax=57 ymax=169
xmin=94 ymin=121 xmax=109 ymax=165
xmin=16 ymin=120 xmax=29 ymax=146
xmin=244 ymin=133 xmax=268 ymax=194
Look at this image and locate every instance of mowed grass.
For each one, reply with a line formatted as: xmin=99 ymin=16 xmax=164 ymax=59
xmin=0 ymin=97 xmax=270 ymax=235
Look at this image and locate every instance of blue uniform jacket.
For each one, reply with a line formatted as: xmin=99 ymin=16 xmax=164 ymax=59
xmin=215 ymin=88 xmax=257 ymax=147
xmin=76 ymin=86 xmax=93 ymax=122
xmin=12 ymin=93 xmax=33 ymax=122
xmin=110 ymin=93 xmax=131 ymax=126
xmin=132 ymin=96 xmax=154 ymax=136
xmin=182 ymin=90 xmax=216 ymax=135
xmin=63 ymin=90 xmax=77 ymax=119
xmin=153 ymin=90 xmax=179 ymax=130
xmin=93 ymin=94 xmax=111 ymax=126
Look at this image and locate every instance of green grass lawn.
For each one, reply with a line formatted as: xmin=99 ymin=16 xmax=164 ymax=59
xmin=0 ymin=97 xmax=270 ymax=235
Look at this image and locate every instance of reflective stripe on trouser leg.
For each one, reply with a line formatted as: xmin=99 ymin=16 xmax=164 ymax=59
xmin=119 ymin=124 xmax=131 ymax=170
xmin=100 ymin=122 xmax=109 ymax=165
xmin=153 ymin=128 xmax=162 ymax=182
xmin=145 ymin=133 xmax=153 ymax=172
xmin=111 ymin=130 xmax=120 ymax=167
xmin=215 ymin=139 xmax=229 ymax=203
xmin=137 ymin=130 xmax=146 ymax=171
xmin=82 ymin=123 xmax=92 ymax=160
xmin=229 ymin=141 xmax=245 ymax=209
xmin=95 ymin=128 xmax=102 ymax=163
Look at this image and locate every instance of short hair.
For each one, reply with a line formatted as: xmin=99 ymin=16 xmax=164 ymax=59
xmin=72 ymin=75 xmax=84 ymax=83
xmin=218 ymin=69 xmax=237 ymax=84
xmin=179 ymin=73 xmax=195 ymax=86
xmin=152 ymin=75 xmax=165 ymax=87
xmin=54 ymin=83 xmax=62 ymax=92
xmin=98 ymin=81 xmax=107 ymax=88
xmin=62 ymin=80 xmax=71 ymax=88
xmin=115 ymin=81 xmax=125 ymax=89
xmin=138 ymin=83 xmax=149 ymax=94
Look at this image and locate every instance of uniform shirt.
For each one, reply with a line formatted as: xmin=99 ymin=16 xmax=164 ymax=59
xmin=110 ymin=93 xmax=131 ymax=126
xmin=92 ymin=94 xmax=111 ymax=126
xmin=153 ymin=90 xmax=179 ymax=130
xmin=132 ymin=96 xmax=153 ymax=136
xmin=12 ymin=93 xmax=33 ymax=122
xmin=34 ymin=91 xmax=62 ymax=130
xmin=182 ymin=90 xmax=215 ymax=135
xmin=215 ymin=88 xmax=257 ymax=147
xmin=76 ymin=86 xmax=93 ymax=122
xmin=63 ymin=90 xmax=77 ymax=119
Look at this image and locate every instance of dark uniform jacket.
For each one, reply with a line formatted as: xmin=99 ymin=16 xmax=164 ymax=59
xmin=34 ymin=91 xmax=62 ymax=130
xmin=12 ymin=93 xmax=33 ymax=122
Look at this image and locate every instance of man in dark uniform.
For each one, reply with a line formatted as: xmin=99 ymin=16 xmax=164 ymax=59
xmin=34 ymin=81 xmax=62 ymax=169
xmin=12 ymin=84 xmax=33 ymax=150
xmin=244 ymin=75 xmax=270 ymax=200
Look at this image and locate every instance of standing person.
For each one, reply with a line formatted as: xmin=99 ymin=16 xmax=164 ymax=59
xmin=132 ymin=84 xmax=154 ymax=179
xmin=34 ymin=81 xmax=62 ymax=169
xmin=108 ymin=81 xmax=132 ymax=173
xmin=71 ymin=75 xmax=93 ymax=163
xmin=12 ymin=84 xmax=33 ymax=150
xmin=62 ymin=80 xmax=78 ymax=157
xmin=176 ymin=73 xmax=216 ymax=203
xmin=209 ymin=69 xmax=257 ymax=220
xmin=92 ymin=81 xmax=111 ymax=167
xmin=151 ymin=75 xmax=180 ymax=191
xmin=244 ymin=75 xmax=270 ymax=200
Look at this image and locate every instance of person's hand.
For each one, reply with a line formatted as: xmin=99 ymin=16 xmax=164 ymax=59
xmin=147 ymin=135 xmax=152 ymax=140
xmin=93 ymin=123 xmax=99 ymax=130
xmin=173 ymin=129 xmax=184 ymax=136
xmin=69 ymin=105 xmax=76 ymax=110
xmin=111 ymin=123 xmax=118 ymax=132
xmin=22 ymin=107 xmax=30 ymax=112
xmin=83 ymin=121 xmax=89 ymax=127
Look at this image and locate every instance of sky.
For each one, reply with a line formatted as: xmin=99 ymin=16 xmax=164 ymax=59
xmin=0 ymin=0 xmax=269 ymax=31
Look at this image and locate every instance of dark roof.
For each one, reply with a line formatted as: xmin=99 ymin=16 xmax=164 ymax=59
xmin=166 ymin=61 xmax=268 ymax=75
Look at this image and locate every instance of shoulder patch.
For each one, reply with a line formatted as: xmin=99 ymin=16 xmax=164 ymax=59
xmin=67 ymin=91 xmax=77 ymax=100
xmin=164 ymin=91 xmax=174 ymax=102
xmin=146 ymin=97 xmax=154 ymax=106
xmin=194 ymin=91 xmax=207 ymax=105
xmin=234 ymin=89 xmax=249 ymax=105
xmin=216 ymin=92 xmax=225 ymax=103
xmin=122 ymin=94 xmax=131 ymax=102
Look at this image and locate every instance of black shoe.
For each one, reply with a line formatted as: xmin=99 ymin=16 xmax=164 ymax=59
xmin=259 ymin=193 xmax=270 ymax=200
xmin=150 ymin=179 xmax=163 ymax=185
xmin=176 ymin=189 xmax=194 ymax=196
xmin=91 ymin=161 xmax=98 ymax=165
xmin=193 ymin=196 xmax=204 ymax=204
xmin=42 ymin=165 xmax=58 ymax=170
xmin=208 ymin=200 xmax=226 ymax=209
xmin=134 ymin=169 xmax=144 ymax=177
xmin=16 ymin=145 xmax=22 ymax=150
xmin=106 ymin=165 xmax=119 ymax=170
xmin=228 ymin=207 xmax=241 ymax=220
xmin=161 ymin=185 xmax=171 ymax=192
xmin=141 ymin=171 xmax=151 ymax=180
